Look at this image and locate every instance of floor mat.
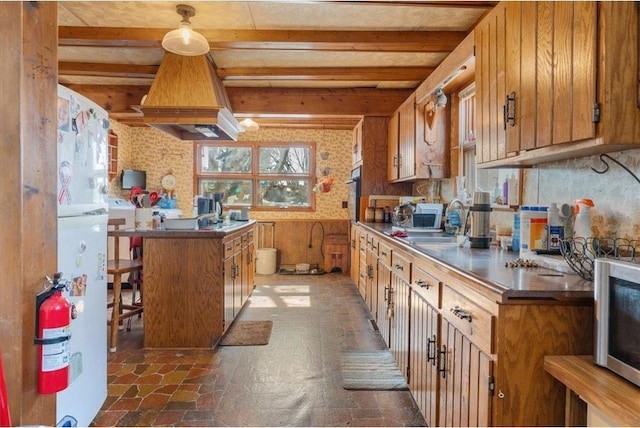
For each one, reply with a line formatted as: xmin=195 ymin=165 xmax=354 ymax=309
xmin=218 ymin=320 xmax=273 ymax=346
xmin=340 ymin=350 xmax=409 ymax=390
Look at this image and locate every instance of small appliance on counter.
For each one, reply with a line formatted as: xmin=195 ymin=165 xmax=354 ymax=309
xmin=196 ymin=192 xmax=224 ymax=228
xmin=392 ymin=202 xmax=444 ymax=231
xmin=468 ymin=191 xmax=492 ymax=248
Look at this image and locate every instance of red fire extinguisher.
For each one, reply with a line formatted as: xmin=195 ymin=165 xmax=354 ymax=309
xmin=34 ymin=273 xmax=73 ymax=394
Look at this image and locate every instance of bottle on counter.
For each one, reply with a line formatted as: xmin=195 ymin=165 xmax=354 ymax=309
xmin=384 ymin=206 xmax=391 ymax=223
xmin=573 ymin=198 xmax=594 ymax=239
xmin=546 ymin=202 xmax=564 ymax=251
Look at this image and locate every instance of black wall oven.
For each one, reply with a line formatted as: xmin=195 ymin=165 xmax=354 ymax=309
xmin=346 ymin=166 xmax=361 ymax=222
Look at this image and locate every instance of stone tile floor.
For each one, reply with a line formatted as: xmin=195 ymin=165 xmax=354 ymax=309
xmin=91 ymin=273 xmax=426 ymax=427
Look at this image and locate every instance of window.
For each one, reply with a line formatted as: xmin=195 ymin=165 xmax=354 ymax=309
xmin=458 ymin=83 xmax=477 ymax=196
xmin=195 ymin=142 xmax=315 ymax=210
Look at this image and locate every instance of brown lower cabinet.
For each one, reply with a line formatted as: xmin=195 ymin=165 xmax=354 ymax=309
xmin=353 ymin=223 xmax=593 ymax=427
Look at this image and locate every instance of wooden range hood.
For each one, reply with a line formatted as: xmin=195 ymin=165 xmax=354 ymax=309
xmin=137 ymin=52 xmax=243 ymax=141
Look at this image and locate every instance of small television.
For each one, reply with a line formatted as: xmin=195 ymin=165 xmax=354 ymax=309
xmin=121 ymin=169 xmax=146 ymax=190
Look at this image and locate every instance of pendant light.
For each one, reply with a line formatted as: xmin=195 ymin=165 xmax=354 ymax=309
xmin=162 ymin=4 xmax=209 ymax=56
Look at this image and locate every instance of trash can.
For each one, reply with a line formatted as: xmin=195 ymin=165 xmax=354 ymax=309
xmin=256 ymin=248 xmax=277 ymax=274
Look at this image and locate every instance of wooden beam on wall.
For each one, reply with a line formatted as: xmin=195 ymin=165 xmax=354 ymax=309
xmin=1 ymin=2 xmax=58 ymax=426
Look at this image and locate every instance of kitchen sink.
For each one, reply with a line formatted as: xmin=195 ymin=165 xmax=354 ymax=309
xmin=395 ymin=234 xmax=458 ymax=245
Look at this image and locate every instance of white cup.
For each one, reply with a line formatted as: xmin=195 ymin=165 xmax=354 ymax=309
xmin=456 ymin=234 xmax=467 ymax=247
xmin=135 ymin=208 xmax=152 ymax=231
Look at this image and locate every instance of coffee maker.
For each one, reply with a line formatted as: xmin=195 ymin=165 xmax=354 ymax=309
xmin=469 ymin=191 xmax=492 ymax=249
xmin=197 ymin=192 xmax=224 ymax=228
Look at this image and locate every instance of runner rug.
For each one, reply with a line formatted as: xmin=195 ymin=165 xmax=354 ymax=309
xmin=218 ymin=320 xmax=273 ymax=346
xmin=340 ymin=350 xmax=409 ymax=390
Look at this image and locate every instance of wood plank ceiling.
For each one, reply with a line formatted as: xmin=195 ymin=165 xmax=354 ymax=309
xmin=58 ymin=1 xmax=495 ymax=129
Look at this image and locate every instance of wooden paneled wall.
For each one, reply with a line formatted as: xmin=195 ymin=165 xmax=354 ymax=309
xmin=256 ymin=220 xmax=350 ymax=271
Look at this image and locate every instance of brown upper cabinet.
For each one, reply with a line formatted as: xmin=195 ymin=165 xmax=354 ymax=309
xmin=476 ymin=1 xmax=640 ymax=168
xmin=387 ymin=33 xmax=474 ymax=182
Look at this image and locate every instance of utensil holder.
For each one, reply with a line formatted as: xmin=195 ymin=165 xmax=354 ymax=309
xmin=135 ymin=208 xmax=152 ymax=231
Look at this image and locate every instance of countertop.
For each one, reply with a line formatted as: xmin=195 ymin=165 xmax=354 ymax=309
xmin=359 ymin=222 xmax=594 ymax=302
xmin=108 ymin=219 xmax=256 ymax=239
xmin=544 ymin=355 xmax=640 ymax=427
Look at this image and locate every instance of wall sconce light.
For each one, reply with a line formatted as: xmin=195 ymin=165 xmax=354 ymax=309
xmin=162 ymin=4 xmax=210 ymax=56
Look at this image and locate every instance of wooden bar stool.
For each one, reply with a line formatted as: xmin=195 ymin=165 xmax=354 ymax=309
xmin=107 ymin=218 xmax=143 ymax=352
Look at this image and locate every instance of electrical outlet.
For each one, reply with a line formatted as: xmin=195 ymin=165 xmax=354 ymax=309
xmin=341 ymin=201 xmax=348 ymax=209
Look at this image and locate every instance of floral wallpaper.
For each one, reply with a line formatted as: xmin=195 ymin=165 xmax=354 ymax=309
xmin=107 ymin=122 xmax=352 ymax=220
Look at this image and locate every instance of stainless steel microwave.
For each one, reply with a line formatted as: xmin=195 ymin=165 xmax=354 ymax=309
xmin=594 ymin=258 xmax=640 ymax=387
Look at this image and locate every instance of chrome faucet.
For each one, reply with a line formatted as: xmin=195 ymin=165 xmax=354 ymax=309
xmin=444 ymin=198 xmax=466 ymax=235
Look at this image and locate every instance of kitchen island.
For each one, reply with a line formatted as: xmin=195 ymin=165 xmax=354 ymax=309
xmin=109 ymin=220 xmax=256 ymax=348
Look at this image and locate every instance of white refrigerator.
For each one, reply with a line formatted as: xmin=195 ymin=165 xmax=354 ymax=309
xmin=56 ymin=84 xmax=109 ymax=427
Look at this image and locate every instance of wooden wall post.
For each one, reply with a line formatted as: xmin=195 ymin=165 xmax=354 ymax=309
xmin=0 ymin=2 xmax=58 ymax=425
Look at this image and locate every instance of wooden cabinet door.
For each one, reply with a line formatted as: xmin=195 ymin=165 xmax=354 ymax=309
xmin=387 ymin=111 xmax=400 ymax=181
xmin=409 ymin=289 xmax=440 ymax=427
xmin=438 ymin=317 xmax=493 ymax=427
xmin=475 ymin=2 xmax=507 ymax=164
xmin=398 ymin=95 xmax=416 ymax=180
xmin=350 ymin=226 xmax=359 ymax=283
xmin=223 ymin=255 xmax=234 ymax=332
xmin=390 ymin=272 xmax=410 ymax=379
xmin=376 ymin=260 xmax=392 ymax=347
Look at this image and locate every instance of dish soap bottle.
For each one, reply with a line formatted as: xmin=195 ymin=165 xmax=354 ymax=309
xmin=573 ymin=198 xmax=594 ymax=239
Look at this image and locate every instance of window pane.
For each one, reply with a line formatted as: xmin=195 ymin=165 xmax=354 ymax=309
xmin=199 ymin=179 xmax=253 ymax=206
xmin=200 ymin=146 xmax=252 ymax=173
xmin=258 ymin=179 xmax=311 ymax=207
xmin=259 ymin=147 xmax=310 ymax=174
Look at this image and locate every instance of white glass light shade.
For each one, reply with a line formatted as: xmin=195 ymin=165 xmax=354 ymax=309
xmin=239 ymin=118 xmax=260 ymax=132
xmin=162 ymin=22 xmax=209 ymax=56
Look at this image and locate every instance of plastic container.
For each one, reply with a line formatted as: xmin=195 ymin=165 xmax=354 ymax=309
xmin=256 ymin=248 xmax=277 ymax=274
xmin=512 ymin=213 xmax=521 ymax=251
xmin=519 ymin=206 xmax=548 ymax=257
xmin=574 ymin=198 xmax=594 ymax=239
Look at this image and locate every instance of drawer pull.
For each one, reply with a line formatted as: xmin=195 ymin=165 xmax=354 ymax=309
xmin=451 ymin=305 xmax=472 ymax=322
xmin=394 ymin=263 xmax=404 ymax=271
xmin=381 ymin=250 xmax=387 ymax=256
xmin=416 ymin=279 xmax=429 ymax=289
xmin=427 ymin=335 xmax=437 ymax=366
xmin=438 ymin=344 xmax=447 ymax=378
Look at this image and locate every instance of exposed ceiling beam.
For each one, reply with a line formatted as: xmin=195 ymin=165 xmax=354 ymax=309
xmin=59 ymin=27 xmax=467 ymax=52
xmin=217 ymin=67 xmax=435 ymax=81
xmin=66 ymin=84 xmax=411 ymax=117
xmin=227 ymin=87 xmax=412 ymax=115
xmin=59 ymin=62 xmax=158 ymax=78
xmin=58 ymin=62 xmax=433 ymax=82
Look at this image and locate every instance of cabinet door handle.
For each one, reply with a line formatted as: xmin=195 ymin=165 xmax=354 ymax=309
xmin=384 ymin=285 xmax=389 ymax=302
xmin=427 ymin=335 xmax=437 ymax=365
xmin=505 ymin=92 xmax=516 ymax=127
xmin=393 ymin=156 xmax=398 ymax=167
xmin=394 ymin=263 xmax=404 ymax=271
xmin=416 ymin=279 xmax=429 ymax=289
xmin=438 ymin=344 xmax=447 ymax=378
xmin=450 ymin=305 xmax=472 ymax=322
xmin=380 ymin=250 xmax=387 ymax=256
